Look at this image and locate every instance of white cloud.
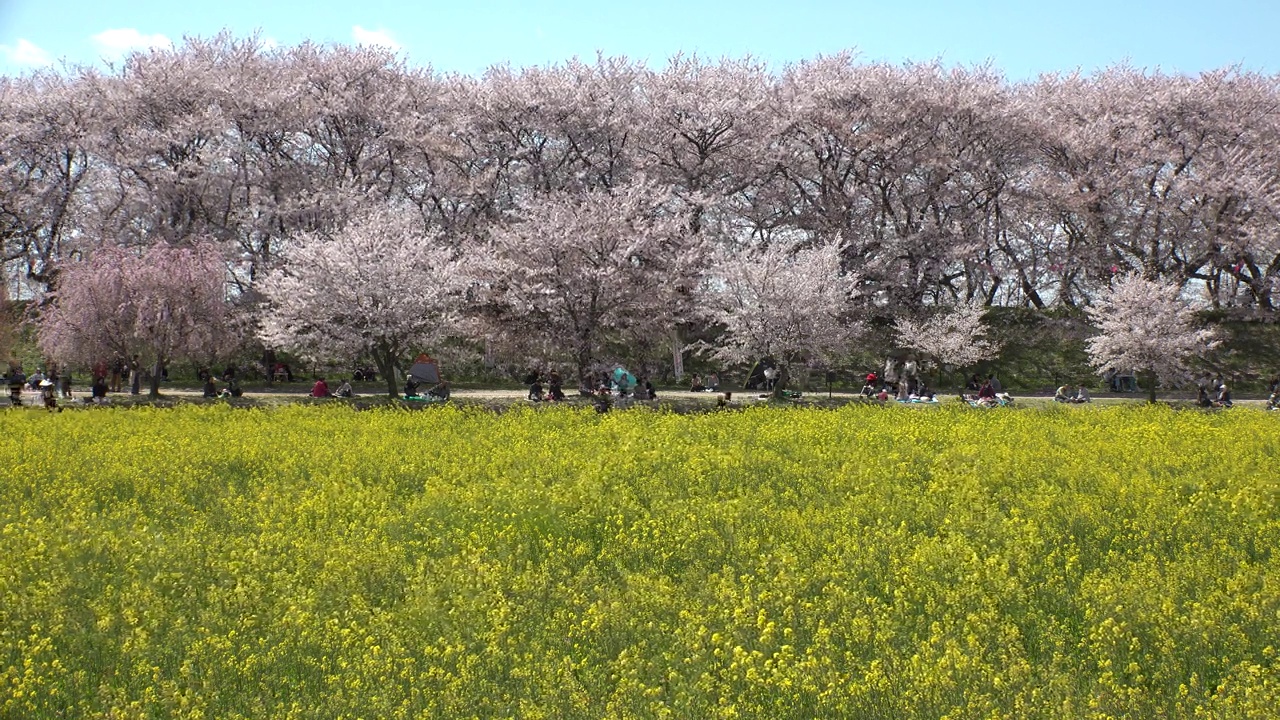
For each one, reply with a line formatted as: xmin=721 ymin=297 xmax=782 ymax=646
xmin=0 ymin=38 xmax=53 ymax=67
xmin=92 ymin=28 xmax=173 ymax=60
xmin=352 ymin=25 xmax=401 ymax=51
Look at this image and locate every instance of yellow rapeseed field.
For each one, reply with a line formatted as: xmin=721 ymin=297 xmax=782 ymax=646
xmin=1 ymin=404 xmax=1277 ymax=719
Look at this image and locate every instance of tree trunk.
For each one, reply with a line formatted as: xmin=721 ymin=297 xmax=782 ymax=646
xmin=263 ymin=349 xmax=276 ymax=387
xmin=1144 ymin=368 xmax=1157 ymax=404
xmin=483 ymin=337 xmax=495 ymax=369
xmin=670 ymin=328 xmax=684 ymax=380
xmin=575 ymin=333 xmax=594 ymax=388
xmin=372 ymin=344 xmax=400 ymax=398
xmin=149 ymin=359 xmax=163 ymax=397
xmin=771 ymin=364 xmax=790 ymax=400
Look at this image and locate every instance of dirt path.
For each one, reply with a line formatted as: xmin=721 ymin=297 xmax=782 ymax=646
xmin=11 ymin=385 xmax=1273 ymax=409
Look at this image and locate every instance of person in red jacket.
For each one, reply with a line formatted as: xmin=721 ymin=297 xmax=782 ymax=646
xmin=310 ymin=377 xmax=331 ymax=398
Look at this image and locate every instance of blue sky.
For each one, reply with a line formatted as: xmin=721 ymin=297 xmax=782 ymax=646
xmin=2 ymin=0 xmax=1279 ymax=78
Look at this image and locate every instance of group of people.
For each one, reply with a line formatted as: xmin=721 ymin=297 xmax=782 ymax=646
xmin=4 ymin=363 xmax=60 ymax=410
xmin=6 ymin=361 xmax=97 ymax=409
xmin=525 ymin=370 xmax=568 ymax=402
xmin=524 ymin=369 xmax=661 ymax=403
xmin=92 ymin=355 xmax=148 ymax=395
xmin=402 ymin=377 xmax=450 ymax=401
xmin=1053 ymin=384 xmax=1092 ymax=403
xmin=688 ymin=373 xmax=720 ymax=393
xmin=200 ymin=364 xmax=245 ymax=399
xmin=861 ymin=358 xmax=940 ymax=403
xmin=1196 ymin=383 xmax=1233 ymax=408
xmin=962 ymin=378 xmax=1015 ymax=407
xmin=1102 ymin=367 xmax=1139 ymax=393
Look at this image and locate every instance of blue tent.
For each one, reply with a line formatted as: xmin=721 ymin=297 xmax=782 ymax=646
xmin=611 ymin=367 xmax=637 ymax=392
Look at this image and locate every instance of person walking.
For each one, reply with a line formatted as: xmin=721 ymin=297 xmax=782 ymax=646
xmin=109 ymin=356 xmax=124 ymax=393
xmin=129 ymin=354 xmax=142 ymax=395
xmin=39 ymin=379 xmax=58 ymax=411
xmin=7 ymin=363 xmax=25 ymax=407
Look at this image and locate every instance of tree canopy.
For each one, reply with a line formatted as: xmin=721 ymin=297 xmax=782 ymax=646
xmin=6 ymin=36 xmax=1279 ymax=384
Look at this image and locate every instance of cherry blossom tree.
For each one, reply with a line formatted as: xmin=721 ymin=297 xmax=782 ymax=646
xmin=700 ymin=239 xmax=861 ymax=392
xmin=460 ymin=55 xmax=642 ymax=198
xmin=892 ymin=302 xmax=1002 ymax=385
xmin=0 ymin=282 xmax=15 ymax=364
xmin=1085 ymin=273 xmax=1217 ymax=403
xmin=634 ymin=55 xmax=776 ymax=233
xmin=36 ymin=242 xmax=233 ymax=396
xmin=775 ymin=56 xmax=1028 ymax=312
xmin=1023 ymin=68 xmax=1280 ymax=308
xmin=0 ymin=69 xmax=100 ymax=290
xmin=466 ymin=182 xmax=702 ymax=383
xmin=10 ymin=36 xmax=1280 ymax=387
xmin=257 ymin=205 xmax=462 ymax=397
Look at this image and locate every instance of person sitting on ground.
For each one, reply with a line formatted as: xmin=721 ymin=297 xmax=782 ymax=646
xmin=335 ymin=379 xmax=353 ymax=398
xmin=706 ymin=373 xmax=720 ymax=392
xmin=1054 ymin=384 xmax=1072 ymax=403
xmin=310 ymin=377 xmax=330 ymax=398
xmin=977 ymin=379 xmax=997 ymax=403
xmin=1196 ymin=384 xmax=1212 ymax=408
xmin=966 ymin=373 xmax=981 ymax=392
xmin=1267 ymin=391 xmax=1280 ymax=411
xmin=689 ymin=374 xmax=703 ymax=393
xmin=593 ymin=385 xmax=612 ymax=413
xmin=548 ymin=371 xmax=565 ymax=401
xmin=914 ymin=382 xmax=936 ymax=402
xmin=643 ymin=380 xmax=657 ymax=400
xmin=1073 ymin=385 xmax=1091 ymax=403
xmin=528 ymin=377 xmax=545 ymax=402
xmin=1213 ymin=383 xmax=1233 ymax=408
xmin=404 ymin=378 xmax=421 ymax=398
xmin=876 ymin=387 xmax=890 ymax=401
xmin=202 ymin=375 xmax=218 ymax=398
xmin=427 ymin=380 xmax=451 ymax=401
